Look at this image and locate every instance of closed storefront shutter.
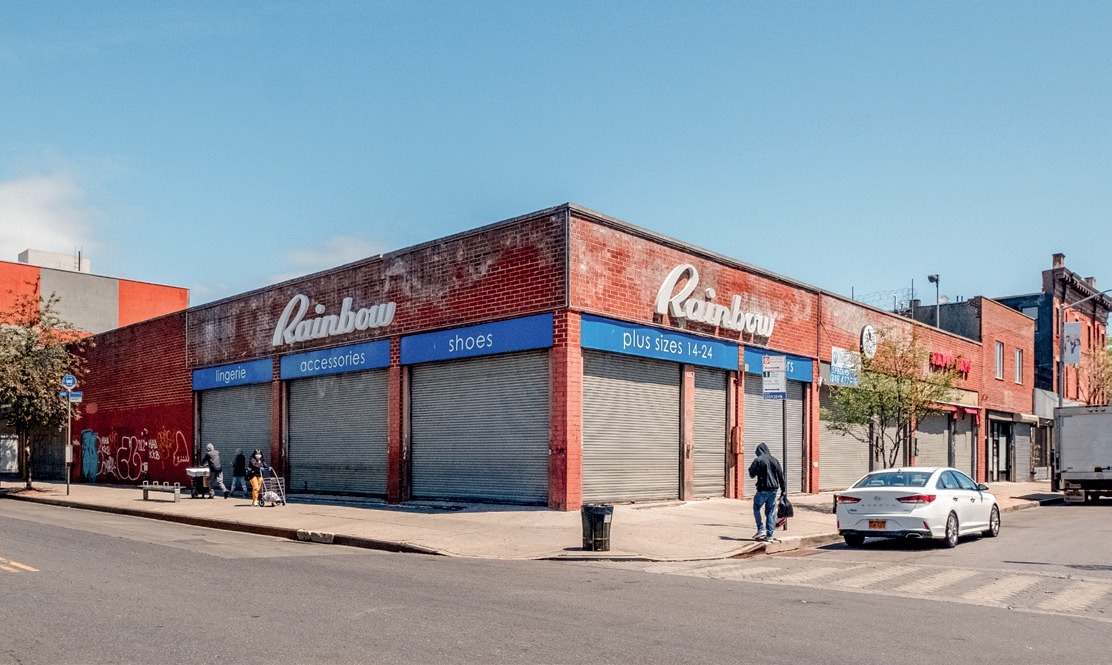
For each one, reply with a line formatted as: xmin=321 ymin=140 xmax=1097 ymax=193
xmin=411 ymin=351 xmax=550 ymax=504
xmin=953 ymin=416 xmax=974 ymax=477
xmin=583 ymin=351 xmax=680 ymax=502
xmin=743 ymin=379 xmax=805 ymax=495
xmin=199 ymin=383 xmax=272 ymax=487
xmin=1014 ymin=423 xmax=1032 ymax=481
xmin=0 ymin=429 xmax=16 ymax=473
xmin=287 ymin=369 xmax=388 ymax=496
xmin=743 ymin=379 xmax=782 ymax=497
xmin=692 ymin=368 xmax=728 ymax=498
xmin=818 ymin=386 xmax=870 ymax=490
xmin=914 ymin=414 xmax=949 ymax=468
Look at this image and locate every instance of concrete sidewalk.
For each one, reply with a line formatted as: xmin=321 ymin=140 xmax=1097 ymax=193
xmin=0 ymin=479 xmax=1062 ymax=562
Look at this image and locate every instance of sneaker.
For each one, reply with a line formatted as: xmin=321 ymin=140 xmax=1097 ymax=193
xmin=753 ymin=532 xmax=767 ymax=541
xmin=251 ymin=500 xmax=259 ymax=506
xmin=223 ymin=491 xmax=229 ymax=499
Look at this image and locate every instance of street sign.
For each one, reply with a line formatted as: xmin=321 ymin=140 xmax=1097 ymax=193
xmin=58 ymin=390 xmax=83 ymax=403
xmin=762 ymin=355 xmax=786 ymax=400
xmin=61 ymin=374 xmax=78 ymax=390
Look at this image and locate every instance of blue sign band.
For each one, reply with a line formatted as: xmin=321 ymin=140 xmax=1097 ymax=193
xmin=280 ymin=339 xmax=391 ymax=379
xmin=400 ymin=313 xmax=554 ymax=365
xmin=580 ymin=315 xmax=739 ymax=371
xmin=192 ymin=358 xmax=272 ymax=391
xmin=743 ymin=347 xmax=814 ymax=382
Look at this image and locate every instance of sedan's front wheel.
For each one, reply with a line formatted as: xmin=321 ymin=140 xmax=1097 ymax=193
xmin=983 ymin=505 xmax=1001 ymax=538
xmin=941 ymin=513 xmax=959 ymax=548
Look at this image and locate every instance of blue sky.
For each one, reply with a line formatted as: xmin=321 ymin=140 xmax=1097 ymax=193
xmin=1 ymin=2 xmax=1109 ymax=307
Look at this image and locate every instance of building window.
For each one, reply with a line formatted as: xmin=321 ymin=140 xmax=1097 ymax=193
xmin=1015 ymin=348 xmax=1023 ymax=384
xmin=995 ymin=341 xmax=1004 ymax=380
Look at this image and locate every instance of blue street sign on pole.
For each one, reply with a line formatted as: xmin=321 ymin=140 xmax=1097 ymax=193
xmin=58 ymin=390 xmax=83 ymax=402
xmin=61 ymin=374 xmax=77 ymax=390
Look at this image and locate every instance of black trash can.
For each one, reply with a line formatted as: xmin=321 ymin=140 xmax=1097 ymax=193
xmin=581 ymin=503 xmax=613 ymax=552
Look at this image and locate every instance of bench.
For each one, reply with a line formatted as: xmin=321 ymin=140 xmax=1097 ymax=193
xmin=141 ymin=482 xmax=182 ymax=503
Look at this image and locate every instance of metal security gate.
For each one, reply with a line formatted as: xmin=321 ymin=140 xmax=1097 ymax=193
xmin=743 ymin=379 xmax=804 ymax=495
xmin=411 ymin=351 xmax=550 ymax=504
xmin=1014 ymin=423 xmax=1032 ymax=481
xmin=818 ymin=386 xmax=870 ymax=490
xmin=583 ymin=351 xmax=680 ymax=502
xmin=287 ymin=370 xmax=388 ymax=495
xmin=0 ymin=432 xmax=16 ymax=473
xmin=953 ymin=416 xmax=974 ymax=477
xmin=915 ymin=414 xmax=950 ymax=468
xmin=692 ymin=368 xmax=728 ymax=498
xmin=199 ymin=384 xmax=272 ymax=488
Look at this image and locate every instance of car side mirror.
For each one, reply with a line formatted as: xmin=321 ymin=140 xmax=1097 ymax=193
xmin=977 ymin=483 xmax=989 ymax=492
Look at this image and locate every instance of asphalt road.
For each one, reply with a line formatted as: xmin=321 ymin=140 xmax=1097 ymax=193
xmin=1 ymin=500 xmax=1109 ymax=665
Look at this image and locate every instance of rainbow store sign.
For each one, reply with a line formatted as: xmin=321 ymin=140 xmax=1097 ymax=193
xmin=655 ymin=264 xmax=776 ymax=338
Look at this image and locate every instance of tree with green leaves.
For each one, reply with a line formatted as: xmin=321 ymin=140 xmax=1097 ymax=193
xmin=0 ymin=284 xmax=87 ymax=489
xmin=822 ymin=327 xmax=961 ymax=469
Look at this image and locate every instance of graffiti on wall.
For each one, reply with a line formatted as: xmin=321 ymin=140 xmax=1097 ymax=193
xmin=79 ymin=426 xmax=191 ymax=485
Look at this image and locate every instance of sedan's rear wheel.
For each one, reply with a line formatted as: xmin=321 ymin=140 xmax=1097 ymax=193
xmin=844 ymin=534 xmax=865 ymax=548
xmin=983 ymin=505 xmax=1001 ymax=538
xmin=941 ymin=513 xmax=959 ymax=548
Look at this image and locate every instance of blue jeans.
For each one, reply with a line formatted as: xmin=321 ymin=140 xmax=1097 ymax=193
xmin=753 ymin=490 xmax=779 ymax=538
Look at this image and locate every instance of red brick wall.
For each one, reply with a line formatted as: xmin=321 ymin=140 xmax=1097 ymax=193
xmin=188 ymin=211 xmax=568 ymax=368
xmin=977 ymin=298 xmax=1035 ymax=414
xmin=117 ymin=279 xmax=189 ymax=328
xmin=77 ymin=312 xmax=194 ymax=485
xmin=569 ymin=214 xmax=818 ymax=358
xmin=549 ymin=311 xmax=582 ymax=510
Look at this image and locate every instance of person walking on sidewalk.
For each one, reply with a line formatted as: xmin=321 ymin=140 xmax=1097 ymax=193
xmin=748 ymin=442 xmax=786 ymax=542
xmin=228 ymin=448 xmax=247 ymax=498
xmin=200 ymin=443 xmax=229 ymax=499
xmin=246 ymin=449 xmax=266 ymax=506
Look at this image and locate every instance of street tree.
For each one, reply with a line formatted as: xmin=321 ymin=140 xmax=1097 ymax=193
xmin=1080 ymin=341 xmax=1112 ymax=405
xmin=0 ymin=285 xmax=87 ymax=489
xmin=822 ymin=327 xmax=961 ymax=469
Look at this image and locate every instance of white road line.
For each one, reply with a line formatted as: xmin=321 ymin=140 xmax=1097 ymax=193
xmin=708 ymin=566 xmax=785 ymax=581
xmin=962 ymin=575 xmax=1041 ymax=603
xmin=0 ymin=558 xmax=37 ymax=572
xmin=828 ymin=566 xmax=918 ymax=590
xmin=891 ymin=569 xmax=980 ymax=595
xmin=1036 ymin=581 xmax=1112 ymax=613
xmin=0 ymin=564 xmax=18 ymax=573
xmin=773 ymin=566 xmax=855 ymax=585
xmin=690 ymin=564 xmax=780 ymax=579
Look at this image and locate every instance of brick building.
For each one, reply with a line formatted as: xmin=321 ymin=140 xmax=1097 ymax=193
xmin=2 ymin=249 xmax=189 ymax=477
xmin=69 ymin=205 xmax=1034 ymax=507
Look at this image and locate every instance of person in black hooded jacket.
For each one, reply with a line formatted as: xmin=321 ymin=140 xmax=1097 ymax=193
xmin=748 ymin=442 xmax=786 ymax=541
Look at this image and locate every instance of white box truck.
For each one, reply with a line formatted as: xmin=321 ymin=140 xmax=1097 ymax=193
xmin=1054 ymin=405 xmax=1112 ymax=503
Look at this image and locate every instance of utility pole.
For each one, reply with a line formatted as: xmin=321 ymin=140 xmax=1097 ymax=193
xmin=928 ymin=274 xmax=940 ymax=328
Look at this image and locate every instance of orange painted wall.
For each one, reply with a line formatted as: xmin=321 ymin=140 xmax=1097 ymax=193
xmin=0 ymin=261 xmax=41 ymax=314
xmin=117 ymin=279 xmax=189 ymax=328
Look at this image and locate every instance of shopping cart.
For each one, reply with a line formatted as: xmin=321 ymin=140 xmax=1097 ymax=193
xmin=259 ymin=466 xmax=286 ymax=506
xmin=185 ymin=467 xmax=212 ymax=499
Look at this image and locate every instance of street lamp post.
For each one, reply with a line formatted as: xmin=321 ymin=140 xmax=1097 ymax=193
xmin=927 ymin=274 xmax=940 ymax=328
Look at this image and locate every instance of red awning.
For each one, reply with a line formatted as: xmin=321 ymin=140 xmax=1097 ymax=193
xmin=934 ymin=404 xmax=958 ymax=412
xmin=962 ymin=406 xmax=982 ymax=422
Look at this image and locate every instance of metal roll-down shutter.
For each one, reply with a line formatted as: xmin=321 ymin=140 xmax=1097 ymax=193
xmin=953 ymin=416 xmax=974 ymax=477
xmin=199 ymin=383 xmax=272 ymax=488
xmin=287 ymin=369 xmax=388 ymax=496
xmin=914 ymin=414 xmax=949 ymax=468
xmin=818 ymin=386 xmax=870 ymax=490
xmin=411 ymin=351 xmax=550 ymax=504
xmin=1013 ymin=423 xmax=1032 ymax=481
xmin=582 ymin=351 xmax=680 ymax=503
xmin=692 ymin=368 xmax=728 ymax=498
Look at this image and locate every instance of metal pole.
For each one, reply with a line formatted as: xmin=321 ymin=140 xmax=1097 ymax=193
xmin=66 ymin=391 xmax=71 ymax=496
xmin=935 ymin=279 xmax=940 ymax=328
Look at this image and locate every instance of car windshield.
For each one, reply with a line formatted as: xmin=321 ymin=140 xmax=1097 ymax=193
xmin=852 ymin=471 xmax=932 ymax=488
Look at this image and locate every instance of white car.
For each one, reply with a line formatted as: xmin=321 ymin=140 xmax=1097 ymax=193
xmin=835 ymin=467 xmax=1000 ymax=548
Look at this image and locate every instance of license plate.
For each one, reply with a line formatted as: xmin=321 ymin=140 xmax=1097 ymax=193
xmin=868 ymin=520 xmax=886 ymax=530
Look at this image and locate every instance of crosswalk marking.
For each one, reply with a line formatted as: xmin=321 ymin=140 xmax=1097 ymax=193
xmin=773 ymin=566 xmax=857 ymax=585
xmin=961 ymin=575 xmax=1041 ymax=603
xmin=708 ymin=566 xmax=784 ymax=581
xmin=1036 ymin=581 xmax=1111 ymax=612
xmin=0 ymin=557 xmax=38 ymax=573
xmin=829 ymin=565 xmax=917 ymax=590
xmin=892 ymin=569 xmax=980 ymax=595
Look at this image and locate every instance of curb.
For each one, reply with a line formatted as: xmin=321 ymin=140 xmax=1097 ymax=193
xmin=0 ymin=492 xmax=442 ymax=557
